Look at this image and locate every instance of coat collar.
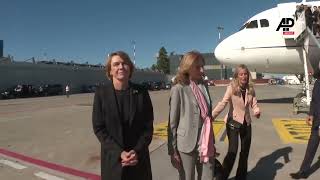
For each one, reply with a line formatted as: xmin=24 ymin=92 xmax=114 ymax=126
xmin=128 ymin=82 xmax=138 ymax=126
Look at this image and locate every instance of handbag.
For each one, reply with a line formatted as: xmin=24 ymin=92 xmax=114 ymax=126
xmin=227 ymin=117 xmax=242 ymax=129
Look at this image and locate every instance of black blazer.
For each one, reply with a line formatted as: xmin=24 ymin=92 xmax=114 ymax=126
xmin=309 ymin=79 xmax=320 ymax=128
xmin=92 ymin=83 xmax=154 ymax=180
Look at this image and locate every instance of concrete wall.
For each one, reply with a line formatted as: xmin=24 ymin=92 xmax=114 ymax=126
xmin=0 ymin=62 xmax=167 ymax=92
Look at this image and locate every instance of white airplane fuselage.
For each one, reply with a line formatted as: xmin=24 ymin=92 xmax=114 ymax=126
xmin=214 ymin=1 xmax=320 ymax=74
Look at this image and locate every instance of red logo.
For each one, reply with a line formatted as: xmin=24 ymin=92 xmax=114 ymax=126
xmin=283 ymin=31 xmax=294 ymax=35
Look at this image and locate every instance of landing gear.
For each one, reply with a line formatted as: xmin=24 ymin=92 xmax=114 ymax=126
xmin=293 ymin=45 xmax=311 ymax=114
xmin=293 ymin=91 xmax=309 ymax=115
xmin=292 ymin=73 xmax=312 ymax=114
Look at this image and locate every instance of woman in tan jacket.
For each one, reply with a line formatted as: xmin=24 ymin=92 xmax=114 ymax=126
xmin=212 ymin=64 xmax=260 ymax=180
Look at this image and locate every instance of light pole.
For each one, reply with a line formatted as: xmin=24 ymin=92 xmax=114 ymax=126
xmin=41 ymin=48 xmax=47 ymax=61
xmin=132 ymin=40 xmax=136 ymax=66
xmin=217 ymin=26 xmax=224 ymax=42
xmin=217 ymin=26 xmax=224 ymax=80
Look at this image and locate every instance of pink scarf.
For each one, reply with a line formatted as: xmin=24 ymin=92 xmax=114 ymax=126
xmin=190 ymin=81 xmax=215 ymax=163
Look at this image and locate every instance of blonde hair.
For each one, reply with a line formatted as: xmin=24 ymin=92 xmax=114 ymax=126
xmin=105 ymin=51 xmax=134 ymax=80
xmin=231 ymin=64 xmax=254 ymax=95
xmin=174 ymin=51 xmax=205 ymax=85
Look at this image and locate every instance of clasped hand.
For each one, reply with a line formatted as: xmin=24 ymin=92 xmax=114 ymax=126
xmin=121 ymin=150 xmax=138 ymax=167
xmin=306 ymin=115 xmax=313 ymax=126
xmin=254 ymin=111 xmax=261 ymax=119
xmin=170 ymin=151 xmax=182 ymax=170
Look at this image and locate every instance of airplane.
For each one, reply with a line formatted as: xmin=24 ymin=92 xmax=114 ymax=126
xmin=214 ymin=0 xmax=320 ymax=74
xmin=214 ymin=0 xmax=320 ymax=110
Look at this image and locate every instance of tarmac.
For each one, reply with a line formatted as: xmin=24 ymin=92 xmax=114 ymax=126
xmin=0 ymin=85 xmax=320 ymax=180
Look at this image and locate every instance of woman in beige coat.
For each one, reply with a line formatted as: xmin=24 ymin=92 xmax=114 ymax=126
xmin=212 ymin=64 xmax=260 ymax=180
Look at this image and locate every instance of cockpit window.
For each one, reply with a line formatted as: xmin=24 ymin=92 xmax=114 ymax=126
xmin=239 ymin=22 xmax=248 ymax=31
xmin=260 ymin=19 xmax=269 ymax=28
xmin=246 ymin=20 xmax=258 ymax=29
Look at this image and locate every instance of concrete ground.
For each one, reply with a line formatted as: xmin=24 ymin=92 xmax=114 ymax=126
xmin=0 ymin=85 xmax=319 ymax=180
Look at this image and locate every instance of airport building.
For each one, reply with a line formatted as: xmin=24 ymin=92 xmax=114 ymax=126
xmin=0 ymin=40 xmax=167 ymax=93
xmin=169 ymin=53 xmax=233 ymax=80
xmin=0 ymin=58 xmax=168 ymax=92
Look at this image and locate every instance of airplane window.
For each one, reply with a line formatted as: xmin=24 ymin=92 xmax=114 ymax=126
xmin=239 ymin=22 xmax=248 ymax=31
xmin=260 ymin=19 xmax=269 ymax=28
xmin=246 ymin=20 xmax=258 ymax=29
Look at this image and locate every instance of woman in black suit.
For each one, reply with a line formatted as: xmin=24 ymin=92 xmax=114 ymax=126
xmin=92 ymin=51 xmax=154 ymax=180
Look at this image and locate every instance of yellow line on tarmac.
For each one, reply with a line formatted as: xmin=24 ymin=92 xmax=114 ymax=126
xmin=213 ymin=120 xmax=225 ymax=138
xmin=153 ymin=122 xmax=168 ymax=140
xmin=272 ymin=118 xmax=311 ymax=144
xmin=153 ymin=120 xmax=225 ymax=140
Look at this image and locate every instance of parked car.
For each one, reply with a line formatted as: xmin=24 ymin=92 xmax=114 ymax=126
xmin=11 ymin=84 xmax=36 ymax=98
xmin=40 ymin=84 xmax=63 ymax=96
xmin=282 ymin=75 xmax=300 ymax=85
xmin=165 ymin=82 xmax=172 ymax=89
xmin=141 ymin=81 xmax=152 ymax=90
xmin=150 ymin=81 xmax=165 ymax=90
xmin=0 ymin=86 xmax=16 ymax=99
xmin=268 ymin=78 xmax=285 ymax=85
xmin=81 ymin=85 xmax=97 ymax=93
xmin=1 ymin=84 xmax=36 ymax=99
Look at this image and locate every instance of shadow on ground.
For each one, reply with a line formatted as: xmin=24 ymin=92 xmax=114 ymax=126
xmin=258 ymin=98 xmax=293 ymax=104
xmin=228 ymin=146 xmax=293 ymax=180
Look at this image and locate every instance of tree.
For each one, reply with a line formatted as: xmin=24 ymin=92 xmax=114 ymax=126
xmin=156 ymin=47 xmax=170 ymax=74
xmin=151 ymin=64 xmax=158 ymax=71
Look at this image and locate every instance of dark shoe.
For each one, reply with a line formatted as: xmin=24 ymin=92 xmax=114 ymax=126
xmin=290 ymin=171 xmax=308 ymax=179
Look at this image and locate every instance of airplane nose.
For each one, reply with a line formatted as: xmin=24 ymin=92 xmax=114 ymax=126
xmin=214 ymin=42 xmax=225 ymax=62
xmin=214 ymin=33 xmax=241 ymax=66
xmin=214 ymin=39 xmax=230 ymax=65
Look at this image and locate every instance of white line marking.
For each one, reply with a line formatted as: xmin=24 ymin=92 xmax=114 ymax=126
xmin=0 ymin=159 xmax=27 ymax=169
xmin=34 ymin=172 xmax=65 ymax=180
xmin=0 ymin=116 xmax=32 ymax=123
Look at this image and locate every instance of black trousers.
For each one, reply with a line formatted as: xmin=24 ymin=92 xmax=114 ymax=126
xmin=222 ymin=121 xmax=251 ymax=180
xmin=300 ymin=125 xmax=320 ymax=172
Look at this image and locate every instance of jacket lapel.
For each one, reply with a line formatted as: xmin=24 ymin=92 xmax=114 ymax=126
xmin=107 ymin=85 xmax=123 ymax=147
xmin=186 ymin=85 xmax=199 ymax=108
xmin=129 ymin=83 xmax=137 ymax=126
xmin=204 ymin=85 xmax=212 ymax=110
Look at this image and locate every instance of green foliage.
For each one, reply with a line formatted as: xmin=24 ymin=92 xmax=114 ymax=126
xmin=156 ymin=47 xmax=170 ymax=74
xmin=151 ymin=64 xmax=157 ymax=71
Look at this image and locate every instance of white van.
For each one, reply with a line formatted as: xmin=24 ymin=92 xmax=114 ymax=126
xmin=282 ymin=75 xmax=300 ymax=85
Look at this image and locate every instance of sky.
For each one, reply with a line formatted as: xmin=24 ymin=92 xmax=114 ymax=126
xmin=0 ymin=0 xmax=303 ymax=68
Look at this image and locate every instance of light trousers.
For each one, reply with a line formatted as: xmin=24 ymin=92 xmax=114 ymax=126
xmin=178 ymin=150 xmax=214 ymax=180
